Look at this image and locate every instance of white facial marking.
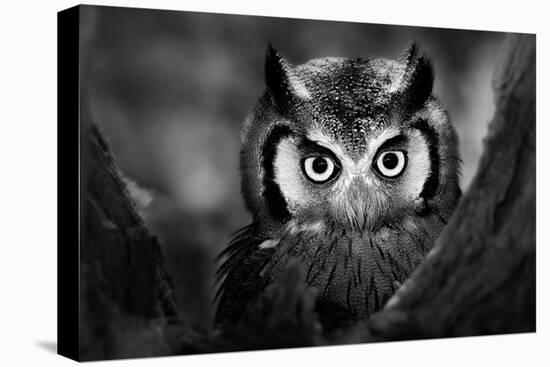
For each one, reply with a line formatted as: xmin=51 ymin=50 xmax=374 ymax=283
xmin=402 ymin=129 xmax=431 ymax=198
xmin=273 ymin=125 xmax=431 ymax=231
xmin=274 ymin=138 xmax=311 ymax=208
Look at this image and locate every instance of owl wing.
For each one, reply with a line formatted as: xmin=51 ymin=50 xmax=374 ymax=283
xmin=214 ymin=223 xmax=274 ymax=325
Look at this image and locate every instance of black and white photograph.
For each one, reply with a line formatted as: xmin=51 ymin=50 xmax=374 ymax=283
xmin=2 ymin=1 xmax=547 ymax=366
xmin=55 ymin=4 xmax=537 ymax=361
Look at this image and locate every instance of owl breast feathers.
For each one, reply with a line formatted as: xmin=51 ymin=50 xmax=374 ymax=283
xmin=215 ymin=43 xmax=461 ymax=329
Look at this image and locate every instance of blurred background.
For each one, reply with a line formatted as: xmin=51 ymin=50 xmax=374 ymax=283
xmin=80 ymin=5 xmax=506 ymax=332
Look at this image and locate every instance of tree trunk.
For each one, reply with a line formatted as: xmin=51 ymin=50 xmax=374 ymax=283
xmin=367 ymin=33 xmax=536 ymax=340
xmin=79 ymin=120 xmax=178 ymax=360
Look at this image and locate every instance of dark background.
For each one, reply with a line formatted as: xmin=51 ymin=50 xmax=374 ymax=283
xmin=80 ymin=5 xmax=506 ymax=331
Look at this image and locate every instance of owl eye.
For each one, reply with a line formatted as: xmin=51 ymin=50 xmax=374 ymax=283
xmin=302 ymin=156 xmax=340 ymax=183
xmin=375 ymin=151 xmax=407 ymax=178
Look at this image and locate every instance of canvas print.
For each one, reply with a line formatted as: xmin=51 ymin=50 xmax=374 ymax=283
xmin=57 ymin=5 xmax=536 ymax=361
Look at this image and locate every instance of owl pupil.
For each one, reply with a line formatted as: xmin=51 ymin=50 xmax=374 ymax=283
xmin=312 ymin=157 xmax=328 ymax=173
xmin=382 ymin=153 xmax=398 ymax=169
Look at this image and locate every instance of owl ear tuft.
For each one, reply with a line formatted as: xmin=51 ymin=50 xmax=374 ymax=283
xmin=265 ymin=44 xmax=310 ymax=111
xmin=396 ymin=41 xmax=434 ymax=113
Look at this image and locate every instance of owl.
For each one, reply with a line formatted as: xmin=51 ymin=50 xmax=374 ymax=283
xmin=215 ymin=43 xmax=461 ymax=330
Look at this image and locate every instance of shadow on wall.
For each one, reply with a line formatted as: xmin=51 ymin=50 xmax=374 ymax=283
xmin=81 ymin=5 xmax=506 ymax=329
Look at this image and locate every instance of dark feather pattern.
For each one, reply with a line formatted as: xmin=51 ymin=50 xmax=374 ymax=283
xmin=265 ymin=43 xmax=299 ymax=113
xmin=216 ymin=218 xmax=444 ymax=330
xmin=214 ymin=223 xmax=275 ymax=324
xmin=394 ymin=42 xmax=434 ymax=114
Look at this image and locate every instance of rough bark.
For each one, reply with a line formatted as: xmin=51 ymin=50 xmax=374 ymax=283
xmin=79 ymin=122 xmax=178 ymax=360
xmin=367 ymin=33 xmax=536 ymax=340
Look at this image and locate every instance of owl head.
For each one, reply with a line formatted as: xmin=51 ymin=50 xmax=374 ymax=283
xmin=240 ymin=43 xmax=461 ymax=239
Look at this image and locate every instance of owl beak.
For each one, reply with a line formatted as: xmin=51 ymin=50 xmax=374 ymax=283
xmin=349 ymin=180 xmax=369 ymax=230
xmin=332 ymin=176 xmax=371 ymax=231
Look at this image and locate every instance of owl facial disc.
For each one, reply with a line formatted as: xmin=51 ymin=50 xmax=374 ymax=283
xmin=271 ymin=126 xmax=433 ymax=231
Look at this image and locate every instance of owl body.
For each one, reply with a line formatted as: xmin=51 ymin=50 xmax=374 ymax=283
xmin=216 ymin=44 xmax=461 ymax=328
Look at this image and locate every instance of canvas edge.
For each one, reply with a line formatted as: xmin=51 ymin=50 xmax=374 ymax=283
xmin=57 ymin=4 xmax=81 ymax=362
